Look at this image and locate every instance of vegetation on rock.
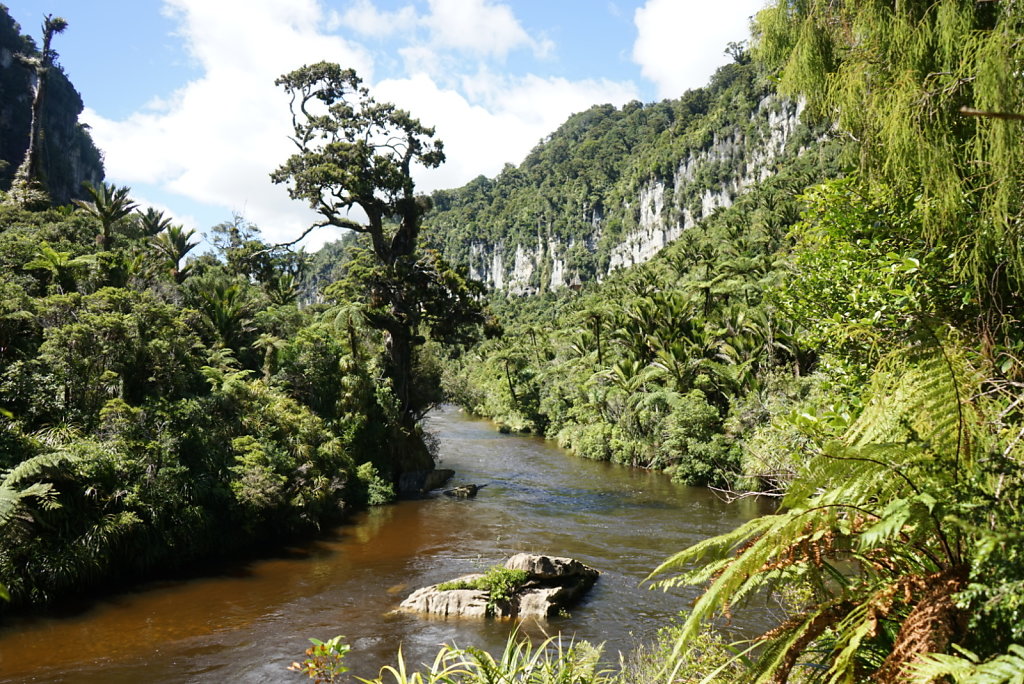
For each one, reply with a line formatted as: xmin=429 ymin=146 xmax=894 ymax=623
xmin=0 ymin=8 xmax=103 ymax=205
xmin=436 ymin=566 xmax=530 ymax=607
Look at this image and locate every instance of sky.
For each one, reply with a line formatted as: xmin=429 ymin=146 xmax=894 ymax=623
xmin=4 ymin=0 xmax=766 ymax=249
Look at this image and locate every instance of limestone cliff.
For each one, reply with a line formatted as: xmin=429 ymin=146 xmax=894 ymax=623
xmin=0 ymin=7 xmax=104 ymax=205
xmin=424 ymin=62 xmax=829 ymax=295
xmin=466 ymin=98 xmax=807 ymax=294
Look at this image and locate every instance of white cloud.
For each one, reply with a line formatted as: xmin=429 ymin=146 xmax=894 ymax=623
xmin=423 ymin=0 xmax=547 ymax=59
xmin=376 ymin=71 xmax=638 ymax=192
xmin=337 ymin=0 xmax=549 ymax=60
xmin=82 ymin=0 xmax=636 ymax=248
xmin=632 ymin=0 xmax=766 ymax=99
xmin=84 ymin=0 xmax=373 ymax=248
xmin=332 ymin=0 xmax=417 ymax=37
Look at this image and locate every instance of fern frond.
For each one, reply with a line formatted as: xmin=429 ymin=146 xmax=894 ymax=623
xmin=908 ymin=644 xmax=1024 ymax=684
xmin=847 ymin=333 xmax=975 ymax=474
xmin=2 ymin=450 xmax=79 ymax=488
xmin=647 ymin=514 xmax=782 ymax=583
xmin=0 ymin=482 xmax=56 ymax=527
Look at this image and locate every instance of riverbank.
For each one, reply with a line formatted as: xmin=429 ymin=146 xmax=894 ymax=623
xmin=0 ymin=407 xmax=773 ymax=683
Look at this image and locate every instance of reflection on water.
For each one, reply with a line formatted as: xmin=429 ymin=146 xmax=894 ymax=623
xmin=0 ymin=407 xmax=773 ymax=683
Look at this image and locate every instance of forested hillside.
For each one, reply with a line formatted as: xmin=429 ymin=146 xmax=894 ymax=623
xmin=418 ymin=1 xmax=1024 ymax=681
xmin=434 ymin=56 xmax=846 ymax=487
xmin=423 ymin=58 xmax=826 ymax=293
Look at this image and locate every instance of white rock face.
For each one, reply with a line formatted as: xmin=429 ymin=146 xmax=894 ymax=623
xmin=400 ymin=574 xmax=491 ymax=618
xmin=607 ymin=98 xmax=804 ymax=273
xmin=469 ymin=97 xmax=808 ymax=291
xmin=399 ymin=554 xmax=599 ymax=620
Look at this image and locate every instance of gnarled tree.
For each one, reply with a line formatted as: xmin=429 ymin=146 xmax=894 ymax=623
xmin=272 ymin=63 xmax=481 ymax=477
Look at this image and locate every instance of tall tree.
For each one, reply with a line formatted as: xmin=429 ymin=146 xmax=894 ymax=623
xmin=73 ymin=183 xmax=137 ymax=251
xmin=10 ymin=14 xmax=68 ymax=206
xmin=272 ymin=63 xmax=480 ymax=472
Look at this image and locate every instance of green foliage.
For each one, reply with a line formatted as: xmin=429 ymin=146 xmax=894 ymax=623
xmin=619 ymin=614 xmax=745 ymax=683
xmin=0 ymin=183 xmax=411 ymax=608
xmin=647 ymin=334 xmax=1024 ymax=681
xmin=779 ymin=178 xmax=977 ymax=369
xmin=289 ymin=636 xmax=351 ymax=683
xmin=306 ymin=625 xmax=743 ymax=683
xmin=358 ymin=633 xmax=612 ymax=684
xmin=437 ymin=566 xmax=530 ymax=606
xmin=0 ymin=450 xmax=70 ymax=528
xmin=356 ymin=462 xmax=395 ymax=507
xmin=151 ymin=223 xmax=198 ymax=283
xmin=909 ymin=644 xmax=1024 ymax=684
xmin=754 ymin=0 xmax=1024 ymax=338
xmin=73 ymin=182 xmax=137 ymax=251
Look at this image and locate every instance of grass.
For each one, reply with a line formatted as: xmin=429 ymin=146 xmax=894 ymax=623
xmin=436 ymin=566 xmax=530 ymax=608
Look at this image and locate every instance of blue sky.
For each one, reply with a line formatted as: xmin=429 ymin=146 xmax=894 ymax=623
xmin=4 ymin=0 xmax=765 ymax=248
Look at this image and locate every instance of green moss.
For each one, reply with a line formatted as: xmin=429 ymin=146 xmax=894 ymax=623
xmin=437 ymin=566 xmax=530 ymax=606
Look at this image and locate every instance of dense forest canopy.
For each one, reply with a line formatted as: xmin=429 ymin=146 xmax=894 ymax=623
xmin=1 ymin=1 xmax=1023 ymax=682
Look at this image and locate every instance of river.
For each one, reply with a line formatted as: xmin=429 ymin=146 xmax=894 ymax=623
xmin=0 ymin=406 xmax=773 ymax=682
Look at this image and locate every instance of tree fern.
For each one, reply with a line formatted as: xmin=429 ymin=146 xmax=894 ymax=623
xmin=647 ymin=332 xmax=1010 ymax=681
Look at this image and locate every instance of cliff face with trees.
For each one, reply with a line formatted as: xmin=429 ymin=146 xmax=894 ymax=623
xmin=423 ymin=60 xmax=827 ymax=294
xmin=0 ymin=6 xmax=103 ymax=205
xmin=429 ymin=2 xmax=1024 ymax=681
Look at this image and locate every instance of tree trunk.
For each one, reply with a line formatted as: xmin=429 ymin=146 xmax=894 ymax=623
xmin=24 ymin=72 xmax=45 ymax=185
xmin=20 ymin=17 xmax=64 ymax=193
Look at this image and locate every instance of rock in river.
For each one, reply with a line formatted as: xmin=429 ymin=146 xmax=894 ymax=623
xmin=443 ymin=484 xmax=486 ymax=498
xmin=399 ymin=553 xmax=599 ymax=619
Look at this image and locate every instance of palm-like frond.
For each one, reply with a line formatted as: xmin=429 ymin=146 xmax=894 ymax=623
xmin=909 ymin=645 xmax=1024 ymax=684
xmin=647 ymin=333 xmax=983 ymax=682
xmin=74 ymin=182 xmax=138 ymax=250
xmin=152 ymin=224 xmax=199 ymax=282
xmin=0 ymin=451 xmax=77 ymax=528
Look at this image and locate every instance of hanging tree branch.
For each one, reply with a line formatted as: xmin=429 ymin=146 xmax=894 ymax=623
xmin=959 ymin=106 xmax=1024 ymax=121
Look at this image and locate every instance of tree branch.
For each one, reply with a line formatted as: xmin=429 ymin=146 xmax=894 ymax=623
xmin=959 ymin=106 xmax=1024 ymax=121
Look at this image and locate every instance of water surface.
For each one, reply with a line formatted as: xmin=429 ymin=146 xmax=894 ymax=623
xmin=0 ymin=407 xmax=772 ymax=682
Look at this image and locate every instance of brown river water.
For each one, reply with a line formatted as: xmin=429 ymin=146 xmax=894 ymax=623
xmin=0 ymin=406 xmax=774 ymax=682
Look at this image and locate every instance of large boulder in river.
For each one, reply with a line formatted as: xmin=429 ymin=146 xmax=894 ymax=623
xmin=401 ymin=573 xmax=493 ymax=618
xmin=399 ymin=554 xmax=599 ymax=619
